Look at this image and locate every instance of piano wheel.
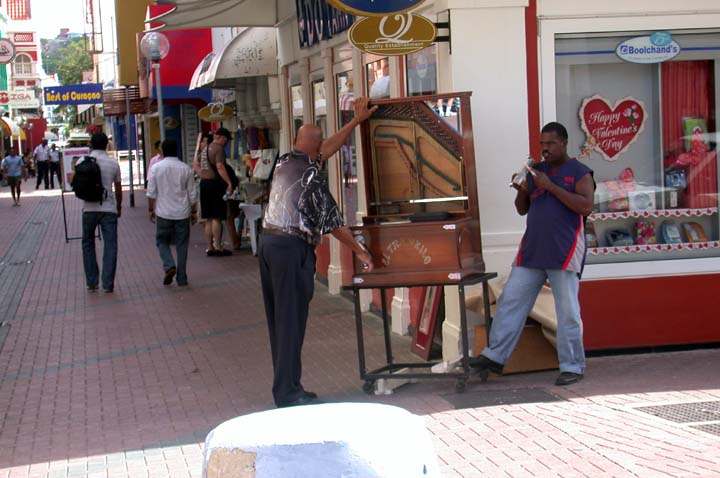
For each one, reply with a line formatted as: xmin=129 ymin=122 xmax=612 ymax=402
xmin=362 ymin=380 xmax=376 ymax=394
xmin=455 ymin=378 xmax=467 ymax=393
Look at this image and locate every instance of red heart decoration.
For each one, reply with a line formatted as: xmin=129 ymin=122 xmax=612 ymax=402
xmin=580 ymin=95 xmax=646 ymax=161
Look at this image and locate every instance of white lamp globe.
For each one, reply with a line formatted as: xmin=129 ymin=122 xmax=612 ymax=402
xmin=140 ymin=32 xmax=170 ymax=61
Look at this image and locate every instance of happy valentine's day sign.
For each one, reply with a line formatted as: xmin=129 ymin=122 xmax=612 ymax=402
xmin=579 ymin=95 xmax=647 ymax=161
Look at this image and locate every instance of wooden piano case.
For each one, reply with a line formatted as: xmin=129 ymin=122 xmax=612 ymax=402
xmin=351 ymin=92 xmax=485 ymax=287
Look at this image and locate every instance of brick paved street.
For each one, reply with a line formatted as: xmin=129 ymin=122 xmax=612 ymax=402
xmin=0 ymin=188 xmax=718 ymax=478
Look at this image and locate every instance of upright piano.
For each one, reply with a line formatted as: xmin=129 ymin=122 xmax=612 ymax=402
xmin=351 ymin=92 xmax=485 ymax=287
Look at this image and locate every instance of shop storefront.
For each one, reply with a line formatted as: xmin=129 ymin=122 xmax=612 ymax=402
xmin=538 ymin=1 xmax=720 ymax=349
xmin=149 ymin=0 xmax=720 ymax=358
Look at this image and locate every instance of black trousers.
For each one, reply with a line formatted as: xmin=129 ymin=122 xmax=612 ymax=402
xmin=36 ymin=161 xmax=49 ymax=189
xmin=49 ymin=162 xmax=62 ymax=188
xmin=258 ymin=233 xmax=316 ymax=406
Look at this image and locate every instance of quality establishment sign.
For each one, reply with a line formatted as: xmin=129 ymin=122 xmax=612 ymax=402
xmin=349 ymin=13 xmax=436 ymax=56
xmin=579 ymin=95 xmax=647 ymax=161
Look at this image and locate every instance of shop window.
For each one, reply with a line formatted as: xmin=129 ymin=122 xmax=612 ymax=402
xmin=290 ymin=84 xmax=303 ymax=140
xmin=555 ymin=31 xmax=720 ymax=265
xmin=312 ymin=80 xmax=327 ymax=137
xmin=406 ymin=45 xmax=437 ymax=96
xmin=367 ymin=58 xmax=390 ymax=99
xmin=13 ymin=54 xmax=32 ymax=75
xmin=337 ymin=71 xmax=358 ymax=225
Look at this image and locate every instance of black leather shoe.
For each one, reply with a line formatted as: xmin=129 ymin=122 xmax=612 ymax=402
xmin=163 ymin=267 xmax=176 ymax=285
xmin=555 ymin=372 xmax=583 ymax=386
xmin=277 ymin=395 xmax=323 ymax=408
xmin=469 ymin=355 xmax=504 ymax=375
xmin=303 ymin=391 xmax=318 ymax=399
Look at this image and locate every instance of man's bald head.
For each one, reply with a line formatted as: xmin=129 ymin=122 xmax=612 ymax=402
xmin=294 ymin=125 xmax=323 ymax=158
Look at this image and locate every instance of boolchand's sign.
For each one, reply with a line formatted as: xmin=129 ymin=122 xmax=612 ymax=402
xmin=616 ymin=32 xmax=680 ymax=64
xmin=43 ymin=83 xmax=104 ymax=105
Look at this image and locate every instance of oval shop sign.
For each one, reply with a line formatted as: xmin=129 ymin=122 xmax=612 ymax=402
xmin=349 ymin=13 xmax=436 ymax=56
xmin=328 ymin=0 xmax=427 ymax=16
xmin=616 ymin=34 xmax=680 ymax=64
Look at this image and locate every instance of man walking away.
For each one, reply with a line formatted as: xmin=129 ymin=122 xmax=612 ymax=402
xmin=78 ymin=133 xmax=122 ymax=293
xmin=147 ymin=138 xmax=198 ymax=286
xmin=49 ymin=143 xmax=62 ymax=189
xmin=2 ymin=147 xmax=26 ymax=206
xmin=34 ymin=139 xmax=50 ymax=190
xmin=470 ymin=122 xmax=595 ymax=386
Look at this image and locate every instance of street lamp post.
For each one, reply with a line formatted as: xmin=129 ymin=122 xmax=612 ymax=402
xmin=139 ymin=32 xmax=171 ymax=142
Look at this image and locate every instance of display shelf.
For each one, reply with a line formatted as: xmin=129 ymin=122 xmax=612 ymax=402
xmin=589 ymin=207 xmax=718 ymax=222
xmin=588 ymin=241 xmax=720 ymax=256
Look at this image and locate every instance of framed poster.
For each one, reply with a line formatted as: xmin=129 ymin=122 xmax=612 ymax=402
xmin=61 ymin=147 xmax=90 ymax=192
xmin=411 ymin=286 xmax=443 ymax=360
xmin=682 ymin=117 xmax=708 ymax=152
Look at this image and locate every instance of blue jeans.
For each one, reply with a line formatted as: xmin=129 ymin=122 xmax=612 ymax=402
xmin=481 ymin=266 xmax=585 ymax=374
xmin=155 ymin=216 xmax=191 ymax=284
xmin=82 ymin=212 xmax=118 ymax=290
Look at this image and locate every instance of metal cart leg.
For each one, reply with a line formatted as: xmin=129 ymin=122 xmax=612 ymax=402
xmin=353 ymin=289 xmax=368 ymax=380
xmin=379 ymin=287 xmax=393 ymax=365
xmin=457 ymin=284 xmax=470 ymax=393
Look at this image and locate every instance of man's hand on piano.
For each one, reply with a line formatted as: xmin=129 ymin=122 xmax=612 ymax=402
xmin=354 ymin=97 xmax=379 ymax=123
xmin=357 ymin=250 xmax=375 ymax=273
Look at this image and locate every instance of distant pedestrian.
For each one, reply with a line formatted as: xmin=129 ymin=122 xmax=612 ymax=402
xmin=78 ymin=132 xmax=122 ymax=293
xmin=49 ymin=143 xmax=63 ymax=189
xmin=147 ymin=140 xmax=163 ymax=178
xmin=147 ymin=138 xmax=198 ymax=286
xmin=34 ymin=139 xmax=50 ymax=190
xmin=197 ymin=128 xmax=234 ymax=256
xmin=23 ymin=148 xmax=35 ymax=178
xmin=2 ymin=147 xmax=26 ymax=206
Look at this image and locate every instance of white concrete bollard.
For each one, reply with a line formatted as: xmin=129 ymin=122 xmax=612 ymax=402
xmin=202 ymin=403 xmax=441 ymax=478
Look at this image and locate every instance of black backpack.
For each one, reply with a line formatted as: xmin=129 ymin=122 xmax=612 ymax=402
xmin=71 ymin=156 xmax=105 ymax=203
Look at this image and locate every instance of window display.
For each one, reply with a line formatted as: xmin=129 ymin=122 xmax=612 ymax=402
xmin=336 ymin=71 xmax=358 ymax=225
xmin=406 ymin=45 xmax=437 ymax=97
xmin=367 ymin=58 xmax=390 ymax=99
xmin=290 ymin=84 xmax=303 ymax=140
xmin=555 ymin=31 xmax=720 ymax=264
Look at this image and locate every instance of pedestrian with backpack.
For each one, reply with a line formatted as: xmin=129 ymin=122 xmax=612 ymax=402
xmin=74 ymin=132 xmax=122 ymax=293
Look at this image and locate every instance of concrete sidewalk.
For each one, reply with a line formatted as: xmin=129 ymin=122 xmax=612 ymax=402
xmin=0 ymin=188 xmax=718 ymax=478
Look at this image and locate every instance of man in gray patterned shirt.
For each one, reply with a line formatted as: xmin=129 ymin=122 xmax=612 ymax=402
xmin=259 ymin=97 xmax=376 ymax=408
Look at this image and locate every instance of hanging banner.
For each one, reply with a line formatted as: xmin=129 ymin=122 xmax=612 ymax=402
xmin=328 ymin=0 xmax=427 ymax=16
xmin=43 ymin=84 xmax=104 ymax=105
xmin=349 ymin=13 xmax=436 ymax=56
xmin=296 ymin=0 xmax=354 ymax=48
xmin=579 ymin=95 xmax=647 ymax=161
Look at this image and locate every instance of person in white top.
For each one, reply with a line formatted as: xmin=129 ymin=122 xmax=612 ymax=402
xmin=33 ymin=139 xmax=51 ymax=190
xmin=49 ymin=143 xmax=62 ymax=189
xmin=77 ymin=133 xmax=122 ymax=293
xmin=146 ymin=140 xmax=163 ymax=179
xmin=147 ymin=138 xmax=198 ymax=286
